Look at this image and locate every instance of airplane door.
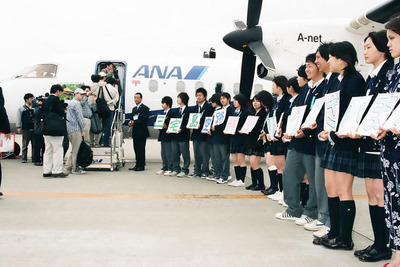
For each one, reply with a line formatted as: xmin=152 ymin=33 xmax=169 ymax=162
xmin=95 ymin=61 xmax=127 ymax=111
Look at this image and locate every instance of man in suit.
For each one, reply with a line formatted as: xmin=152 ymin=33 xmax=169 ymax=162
xmin=129 ymin=92 xmax=149 ymax=171
xmin=189 ymin=88 xmax=213 ymax=179
xmin=0 ymin=87 xmax=11 ymax=196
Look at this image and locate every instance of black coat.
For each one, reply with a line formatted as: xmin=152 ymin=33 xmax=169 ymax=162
xmin=190 ymin=101 xmax=214 ymax=142
xmin=0 ymin=87 xmax=10 ymax=134
xmin=157 ymin=109 xmax=173 ymax=142
xmin=211 ymin=106 xmax=234 ymax=145
xmin=359 ymin=60 xmax=394 ymax=153
xmin=329 ymin=72 xmax=366 ymax=150
xmin=230 ymin=108 xmax=249 ymax=147
xmin=245 ymin=108 xmax=267 ymax=150
xmin=42 ymin=95 xmax=65 ymax=117
xmin=170 ymin=106 xmax=191 ymax=142
xmin=130 ymin=103 xmax=150 ymax=139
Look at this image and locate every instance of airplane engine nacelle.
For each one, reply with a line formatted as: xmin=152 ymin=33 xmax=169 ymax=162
xmin=257 ymin=63 xmax=275 ymax=81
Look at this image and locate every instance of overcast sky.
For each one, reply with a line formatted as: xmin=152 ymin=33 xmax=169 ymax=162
xmin=0 ymin=0 xmax=383 ymax=80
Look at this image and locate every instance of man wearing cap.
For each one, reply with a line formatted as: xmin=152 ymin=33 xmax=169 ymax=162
xmin=64 ymin=88 xmax=86 ymax=174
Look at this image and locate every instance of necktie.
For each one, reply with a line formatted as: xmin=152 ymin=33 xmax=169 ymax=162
xmin=179 ymin=107 xmax=182 ymax=115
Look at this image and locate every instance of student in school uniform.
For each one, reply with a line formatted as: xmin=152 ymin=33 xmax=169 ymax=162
xmin=211 ymin=92 xmax=234 ymax=184
xmin=319 ymin=41 xmax=366 ymax=250
xmin=352 ymin=31 xmax=393 ymax=262
xmin=373 ymin=16 xmax=400 ymax=267
xmin=189 ymin=88 xmax=213 ymax=179
xmin=309 ymin=42 xmax=339 ymax=243
xmin=266 ymin=76 xmax=291 ymax=202
xmin=275 ymin=54 xmax=323 ymax=226
xmin=206 ymin=93 xmax=221 ymax=181
xmin=156 ymin=96 xmax=173 ymax=176
xmin=169 ymin=93 xmax=191 ymax=177
xmin=243 ymin=91 xmax=274 ymax=191
xmin=227 ymin=94 xmax=249 ymax=187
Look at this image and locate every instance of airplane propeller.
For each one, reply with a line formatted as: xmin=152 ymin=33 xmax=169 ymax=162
xmin=223 ymin=0 xmax=275 ymax=100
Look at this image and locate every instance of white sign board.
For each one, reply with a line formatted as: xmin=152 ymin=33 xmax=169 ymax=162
xmin=167 ymin=118 xmax=182 ymax=133
xmin=286 ymin=105 xmax=307 ymax=136
xmin=212 ymin=108 xmax=226 ymax=127
xmin=302 ymin=97 xmax=325 ymax=129
xmin=324 ymin=91 xmax=340 ymax=131
xmin=187 ymin=113 xmax=201 ymax=129
xmin=337 ymin=95 xmax=372 ymax=135
xmin=383 ymin=104 xmax=400 ymax=131
xmin=224 ymin=116 xmax=240 ymax=135
xmin=154 ymin=114 xmax=166 ymax=129
xmin=201 ymin=116 xmax=213 ymax=133
xmin=0 ymin=133 xmax=15 ymax=152
xmin=240 ymin=116 xmax=259 ymax=134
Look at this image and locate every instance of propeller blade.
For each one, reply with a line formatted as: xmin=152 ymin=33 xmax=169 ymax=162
xmin=247 ymin=0 xmax=263 ymax=28
xmin=248 ymin=41 xmax=275 ymax=70
xmin=240 ymin=52 xmax=257 ymax=100
xmin=234 ymin=20 xmax=247 ymax=30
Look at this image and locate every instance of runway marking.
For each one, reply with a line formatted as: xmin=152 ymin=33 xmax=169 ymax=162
xmin=3 ymin=192 xmax=369 ymax=199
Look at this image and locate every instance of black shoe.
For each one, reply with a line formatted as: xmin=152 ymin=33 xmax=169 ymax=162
xmin=251 ymin=185 xmax=265 ymax=191
xmin=245 ymin=184 xmax=256 ymax=190
xmin=129 ymin=166 xmax=138 ymax=171
xmin=354 ymin=245 xmax=373 ymax=257
xmin=358 ymin=248 xmax=392 ymax=262
xmin=43 ymin=173 xmax=52 ymax=178
xmin=261 ymin=187 xmax=276 ymax=195
xmin=134 ymin=166 xmax=145 ymax=171
xmin=0 ymin=192 xmax=3 ymax=196
xmin=34 ymin=162 xmax=43 ymax=166
xmin=52 ymin=173 xmax=69 ymax=178
xmin=321 ymin=238 xmax=354 ymax=250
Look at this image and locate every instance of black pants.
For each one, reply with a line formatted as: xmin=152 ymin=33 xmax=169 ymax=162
xmin=133 ymin=137 xmax=147 ymax=167
xmin=22 ymin=130 xmax=36 ymax=162
xmin=33 ymin=134 xmax=45 ymax=163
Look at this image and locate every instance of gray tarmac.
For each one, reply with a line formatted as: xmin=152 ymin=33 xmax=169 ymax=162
xmin=0 ymin=138 xmax=389 ymax=266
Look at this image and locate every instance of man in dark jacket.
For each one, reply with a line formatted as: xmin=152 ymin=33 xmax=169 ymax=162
xmin=128 ymin=92 xmax=149 ymax=171
xmin=0 ymin=87 xmax=11 ymax=196
xmin=41 ymin=84 xmax=68 ymax=178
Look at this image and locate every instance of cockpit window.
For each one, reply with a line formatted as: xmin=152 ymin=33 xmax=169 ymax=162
xmin=18 ymin=64 xmax=57 ymax=78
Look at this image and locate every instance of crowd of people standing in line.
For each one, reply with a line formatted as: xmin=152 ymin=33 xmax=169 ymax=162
xmin=1 ymin=15 xmax=400 ymax=267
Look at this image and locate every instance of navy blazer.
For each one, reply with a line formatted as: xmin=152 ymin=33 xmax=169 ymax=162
xmin=245 ymin=108 xmax=267 ymax=150
xmin=329 ymin=72 xmax=366 ymax=150
xmin=170 ymin=106 xmax=191 ymax=142
xmin=211 ymin=105 xmax=234 ymax=145
xmin=130 ymin=103 xmax=150 ymax=139
xmin=0 ymin=87 xmax=10 ymax=134
xmin=230 ymin=108 xmax=249 ymax=147
xmin=157 ymin=109 xmax=173 ymax=142
xmin=359 ymin=60 xmax=394 ymax=153
xmin=190 ymin=101 xmax=214 ymax=142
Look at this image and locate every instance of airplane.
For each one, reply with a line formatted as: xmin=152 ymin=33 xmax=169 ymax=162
xmin=1 ymin=0 xmax=399 ymax=140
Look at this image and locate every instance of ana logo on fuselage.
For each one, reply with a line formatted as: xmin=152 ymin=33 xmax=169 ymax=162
xmin=132 ymin=65 xmax=209 ymax=80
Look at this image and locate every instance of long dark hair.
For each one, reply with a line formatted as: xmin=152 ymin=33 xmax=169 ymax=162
xmin=365 ymin=31 xmax=394 ymax=64
xmin=329 ymin=41 xmax=358 ymax=76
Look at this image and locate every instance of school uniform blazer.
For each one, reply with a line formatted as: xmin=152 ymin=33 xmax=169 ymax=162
xmin=290 ymin=81 xmax=324 ymax=155
xmin=171 ymin=106 xmax=191 ymax=142
xmin=190 ymin=101 xmax=213 ymax=142
xmin=231 ymin=108 xmax=249 ymax=147
xmin=130 ymin=103 xmax=150 ymax=139
xmin=315 ymin=73 xmax=340 ymax=158
xmin=157 ymin=109 xmax=172 ymax=142
xmin=329 ymin=72 xmax=366 ymax=150
xmin=212 ymin=105 xmax=235 ymax=145
xmin=245 ymin=108 xmax=267 ymax=150
xmin=0 ymin=87 xmax=10 ymax=134
xmin=359 ymin=60 xmax=394 ymax=153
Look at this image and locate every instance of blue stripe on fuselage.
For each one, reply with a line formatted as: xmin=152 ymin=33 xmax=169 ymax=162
xmin=184 ymin=66 xmax=209 ymax=80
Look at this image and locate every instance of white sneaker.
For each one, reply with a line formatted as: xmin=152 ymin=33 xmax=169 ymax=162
xmin=268 ymin=191 xmax=283 ymax=201
xmin=304 ymin=220 xmax=325 ymax=231
xmin=227 ymin=175 xmax=233 ymax=181
xmin=72 ymin=169 xmax=86 ymax=175
xmin=164 ymin=171 xmax=172 ymax=176
xmin=216 ymin=178 xmax=228 ymax=184
xmin=313 ymin=226 xmax=330 ymax=238
xmin=278 ymin=198 xmax=288 ymax=207
xmin=232 ymin=180 xmax=246 ymax=187
xmin=228 ymin=180 xmax=239 ymax=186
xmin=177 ymin=172 xmax=186 ymax=177
xmin=170 ymin=171 xmax=178 ymax=176
xmin=275 ymin=211 xmax=300 ymax=221
xmin=156 ymin=170 xmax=165 ymax=175
xmin=295 ymin=215 xmax=314 ymax=226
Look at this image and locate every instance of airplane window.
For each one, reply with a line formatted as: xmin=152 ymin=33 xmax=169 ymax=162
xmin=176 ymin=81 xmax=186 ymax=92
xmin=195 ymin=81 xmax=204 ymax=90
xmin=233 ymin=83 xmax=240 ymax=95
xmin=20 ymin=64 xmax=57 ymax=78
xmin=253 ymin=84 xmax=263 ymax=95
xmin=149 ymin=80 xmax=158 ymax=92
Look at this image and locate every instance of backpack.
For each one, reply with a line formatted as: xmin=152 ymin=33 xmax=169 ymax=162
xmin=21 ymin=105 xmax=35 ymax=130
xmin=96 ymin=86 xmax=111 ymax=118
xmin=77 ymin=140 xmax=93 ymax=168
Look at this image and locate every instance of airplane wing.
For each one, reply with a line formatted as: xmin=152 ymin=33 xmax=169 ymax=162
xmin=346 ymin=0 xmax=400 ymax=35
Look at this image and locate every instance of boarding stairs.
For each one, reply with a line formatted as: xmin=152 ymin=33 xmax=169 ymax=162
xmin=86 ymin=97 xmax=125 ymax=171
